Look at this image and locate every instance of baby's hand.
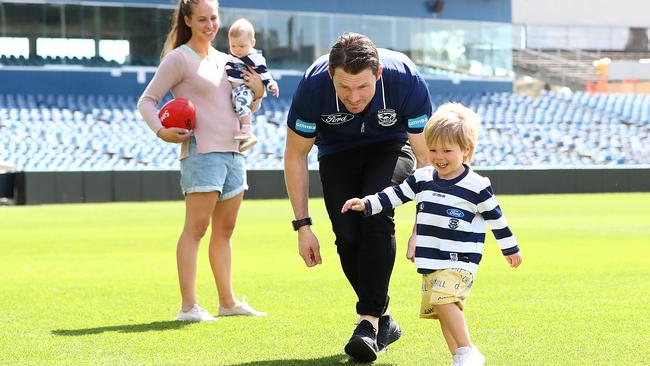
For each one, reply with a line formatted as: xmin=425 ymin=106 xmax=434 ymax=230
xmin=505 ymin=251 xmax=523 ymax=268
xmin=269 ymin=84 xmax=280 ymax=97
xmin=341 ymin=198 xmax=365 ymax=213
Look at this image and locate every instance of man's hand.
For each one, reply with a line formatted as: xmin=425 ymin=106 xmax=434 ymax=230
xmin=298 ymin=228 xmax=322 ymax=267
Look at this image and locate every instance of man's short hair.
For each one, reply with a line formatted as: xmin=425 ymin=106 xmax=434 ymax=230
xmin=328 ymin=33 xmax=379 ymax=76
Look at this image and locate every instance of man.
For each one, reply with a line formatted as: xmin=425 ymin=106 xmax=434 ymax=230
xmin=284 ymin=33 xmax=431 ymax=362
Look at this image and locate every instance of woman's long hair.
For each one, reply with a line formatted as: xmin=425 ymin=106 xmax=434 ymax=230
xmin=161 ymin=0 xmax=219 ymax=58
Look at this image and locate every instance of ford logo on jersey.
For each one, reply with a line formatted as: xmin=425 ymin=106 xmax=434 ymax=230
xmin=446 ymin=208 xmax=465 ymax=218
xmin=233 ymin=62 xmax=247 ymax=70
xmin=321 ymin=113 xmax=354 ymax=125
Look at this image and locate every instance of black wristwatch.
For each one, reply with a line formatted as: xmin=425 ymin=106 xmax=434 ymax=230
xmin=292 ymin=217 xmax=312 ymax=231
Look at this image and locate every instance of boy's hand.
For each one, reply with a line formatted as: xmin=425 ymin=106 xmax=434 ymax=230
xmin=341 ymin=198 xmax=365 ymax=213
xmin=406 ymin=232 xmax=416 ymax=262
xmin=269 ymin=84 xmax=280 ymax=97
xmin=505 ymin=251 xmax=523 ymax=268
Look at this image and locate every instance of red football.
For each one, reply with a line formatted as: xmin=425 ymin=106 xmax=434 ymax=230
xmin=158 ymin=98 xmax=196 ymax=130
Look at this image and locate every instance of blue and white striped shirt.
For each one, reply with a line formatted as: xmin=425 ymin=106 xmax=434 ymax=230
xmin=226 ymin=48 xmax=277 ymax=91
xmin=362 ymin=165 xmax=519 ymax=276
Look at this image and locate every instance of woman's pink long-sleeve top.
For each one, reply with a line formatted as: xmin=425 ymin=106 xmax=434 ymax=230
xmin=138 ymin=45 xmax=240 ymax=159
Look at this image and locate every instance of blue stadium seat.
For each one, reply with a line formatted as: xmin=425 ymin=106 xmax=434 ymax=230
xmin=2 ymin=91 xmax=649 ymax=171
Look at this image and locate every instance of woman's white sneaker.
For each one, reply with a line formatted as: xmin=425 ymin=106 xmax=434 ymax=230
xmin=456 ymin=345 xmax=485 ymax=366
xmin=176 ymin=304 xmax=217 ymax=322
xmin=218 ymin=297 xmax=266 ymax=317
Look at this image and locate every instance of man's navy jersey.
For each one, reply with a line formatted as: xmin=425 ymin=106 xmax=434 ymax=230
xmin=287 ymin=49 xmax=432 ymax=158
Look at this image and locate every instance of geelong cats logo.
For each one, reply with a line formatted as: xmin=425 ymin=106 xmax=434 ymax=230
xmin=377 ymin=109 xmax=397 ymax=126
xmin=321 ymin=113 xmax=354 ymax=125
xmin=448 ymin=218 xmax=459 ymax=230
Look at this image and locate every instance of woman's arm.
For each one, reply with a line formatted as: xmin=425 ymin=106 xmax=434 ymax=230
xmin=137 ymin=52 xmax=190 ymax=143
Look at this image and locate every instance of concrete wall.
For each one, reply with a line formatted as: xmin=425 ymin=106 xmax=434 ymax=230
xmin=0 ymin=173 xmax=14 ymax=200
xmin=5 ymin=168 xmax=650 ymax=205
xmin=512 ymin=0 xmax=650 ymax=27
xmin=608 ymin=61 xmax=650 ymax=81
xmin=607 ymin=81 xmax=650 ymax=93
xmin=10 ymin=170 xmax=322 ymax=205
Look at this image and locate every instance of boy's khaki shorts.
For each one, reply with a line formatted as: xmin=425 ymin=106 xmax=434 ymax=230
xmin=419 ymin=268 xmax=474 ymax=319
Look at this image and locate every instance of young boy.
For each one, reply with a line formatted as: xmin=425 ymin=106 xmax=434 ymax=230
xmin=341 ymin=102 xmax=523 ymax=366
xmin=226 ymin=18 xmax=280 ymax=152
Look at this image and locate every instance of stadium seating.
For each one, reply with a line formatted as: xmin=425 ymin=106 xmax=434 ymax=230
xmin=1 ymin=91 xmax=648 ymax=171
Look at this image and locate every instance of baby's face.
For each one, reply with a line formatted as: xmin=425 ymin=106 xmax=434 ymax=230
xmin=229 ymin=33 xmax=254 ymax=59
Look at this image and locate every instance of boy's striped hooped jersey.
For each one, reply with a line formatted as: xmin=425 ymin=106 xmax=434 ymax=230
xmin=362 ymin=166 xmax=519 ymax=276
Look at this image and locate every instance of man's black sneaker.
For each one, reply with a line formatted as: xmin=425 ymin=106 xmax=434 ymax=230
xmin=344 ymin=320 xmax=378 ymax=363
xmin=377 ymin=315 xmax=402 ymax=352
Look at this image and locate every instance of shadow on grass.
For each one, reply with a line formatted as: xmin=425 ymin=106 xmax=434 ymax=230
xmin=51 ymin=320 xmax=190 ymax=336
xmin=224 ymin=354 xmax=396 ymax=365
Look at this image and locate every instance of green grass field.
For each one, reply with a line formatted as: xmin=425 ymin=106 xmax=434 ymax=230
xmin=1 ymin=193 xmax=649 ymax=365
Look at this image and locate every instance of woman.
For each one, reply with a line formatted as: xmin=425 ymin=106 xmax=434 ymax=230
xmin=138 ymin=0 xmax=266 ymax=321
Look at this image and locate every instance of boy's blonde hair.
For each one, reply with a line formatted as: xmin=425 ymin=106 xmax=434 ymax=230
xmin=228 ymin=18 xmax=255 ymax=40
xmin=423 ymin=102 xmax=480 ymax=163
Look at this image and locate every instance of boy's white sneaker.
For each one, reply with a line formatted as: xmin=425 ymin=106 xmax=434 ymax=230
xmin=456 ymin=345 xmax=485 ymax=366
xmin=175 ymin=304 xmax=217 ymax=322
xmin=451 ymin=354 xmax=461 ymax=366
xmin=218 ymin=297 xmax=266 ymax=317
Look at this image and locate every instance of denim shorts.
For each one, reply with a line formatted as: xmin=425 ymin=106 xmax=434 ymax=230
xmin=180 ymin=137 xmax=248 ymax=200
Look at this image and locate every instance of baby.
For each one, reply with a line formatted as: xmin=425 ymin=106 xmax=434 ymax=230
xmin=226 ymin=18 xmax=279 ymax=152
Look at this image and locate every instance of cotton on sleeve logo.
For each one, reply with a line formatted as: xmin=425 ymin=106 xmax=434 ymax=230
xmin=408 ymin=114 xmax=428 ymax=129
xmin=295 ymin=119 xmax=316 ymax=133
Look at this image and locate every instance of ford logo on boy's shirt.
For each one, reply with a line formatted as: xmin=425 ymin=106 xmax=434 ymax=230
xmin=321 ymin=113 xmax=354 ymax=125
xmin=446 ymin=208 xmax=465 ymax=218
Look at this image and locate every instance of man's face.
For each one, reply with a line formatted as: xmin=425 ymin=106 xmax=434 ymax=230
xmin=330 ymin=66 xmax=382 ymax=114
